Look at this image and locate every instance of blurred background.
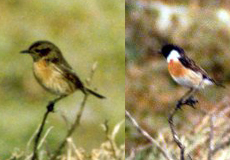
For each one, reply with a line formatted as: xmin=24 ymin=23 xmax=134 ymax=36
xmin=126 ymin=0 xmax=230 ymax=159
xmin=0 ymin=0 xmax=124 ymax=159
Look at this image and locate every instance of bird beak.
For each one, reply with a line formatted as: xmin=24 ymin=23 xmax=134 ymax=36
xmin=20 ymin=50 xmax=32 ymax=54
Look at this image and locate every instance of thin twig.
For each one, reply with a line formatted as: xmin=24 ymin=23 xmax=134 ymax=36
xmin=103 ymin=120 xmax=118 ymax=158
xmin=168 ymin=106 xmax=186 ymax=160
xmin=26 ymin=127 xmax=53 ymax=160
xmin=125 ymin=110 xmax=172 ymax=160
xmin=67 ymin=137 xmax=84 ymax=160
xmin=26 ymin=124 xmax=40 ymax=155
xmin=51 ymin=62 xmax=98 ymax=160
xmin=31 ymin=105 xmax=54 ymax=160
xmin=51 ymin=94 xmax=88 ymax=160
xmin=38 ymin=126 xmax=54 ymax=149
xmin=208 ymin=114 xmax=214 ymax=160
xmin=168 ymin=94 xmax=199 ymax=160
xmin=31 ymin=95 xmax=64 ymax=160
xmin=168 ymin=101 xmax=195 ymax=160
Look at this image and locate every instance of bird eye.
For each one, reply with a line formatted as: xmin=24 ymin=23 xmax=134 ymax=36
xmin=35 ymin=48 xmax=51 ymax=56
xmin=35 ymin=49 xmax=40 ymax=52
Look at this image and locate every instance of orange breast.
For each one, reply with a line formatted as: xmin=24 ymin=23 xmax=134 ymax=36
xmin=33 ymin=59 xmax=52 ymax=82
xmin=33 ymin=59 xmax=76 ymax=95
xmin=168 ymin=60 xmax=188 ymax=77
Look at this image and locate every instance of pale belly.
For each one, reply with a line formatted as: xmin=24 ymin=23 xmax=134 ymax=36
xmin=171 ymin=70 xmax=212 ymax=89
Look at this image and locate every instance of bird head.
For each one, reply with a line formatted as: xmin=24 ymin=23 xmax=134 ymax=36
xmin=161 ymin=44 xmax=184 ymax=63
xmin=20 ymin=40 xmax=62 ymax=61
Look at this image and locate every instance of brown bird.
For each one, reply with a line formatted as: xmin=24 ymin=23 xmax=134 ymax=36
xmin=21 ymin=40 xmax=105 ymax=106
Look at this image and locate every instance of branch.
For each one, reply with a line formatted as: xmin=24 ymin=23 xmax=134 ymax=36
xmin=103 ymin=120 xmax=118 ymax=158
xmin=51 ymin=62 xmax=98 ymax=160
xmin=168 ymin=104 xmax=193 ymax=160
xmin=168 ymin=106 xmax=185 ymax=160
xmin=31 ymin=102 xmax=56 ymax=160
xmin=125 ymin=110 xmax=172 ymax=160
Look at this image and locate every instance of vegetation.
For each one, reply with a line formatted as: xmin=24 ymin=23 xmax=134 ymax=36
xmin=126 ymin=0 xmax=230 ymax=159
xmin=0 ymin=0 xmax=124 ymax=159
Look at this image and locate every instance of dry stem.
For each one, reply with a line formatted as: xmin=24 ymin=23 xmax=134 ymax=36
xmin=125 ymin=110 xmax=172 ymax=160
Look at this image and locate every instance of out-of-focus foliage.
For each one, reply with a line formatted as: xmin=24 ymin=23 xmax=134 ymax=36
xmin=126 ymin=0 xmax=230 ymax=159
xmin=0 ymin=0 xmax=124 ymax=159
xmin=9 ymin=120 xmax=125 ymax=160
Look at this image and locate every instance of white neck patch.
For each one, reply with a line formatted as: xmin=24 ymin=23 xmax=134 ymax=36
xmin=167 ymin=50 xmax=181 ymax=63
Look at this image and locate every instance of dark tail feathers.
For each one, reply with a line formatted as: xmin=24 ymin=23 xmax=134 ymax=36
xmin=84 ymin=88 xmax=106 ymax=99
xmin=214 ymin=82 xmax=226 ymax=88
xmin=210 ymin=78 xmax=225 ymax=88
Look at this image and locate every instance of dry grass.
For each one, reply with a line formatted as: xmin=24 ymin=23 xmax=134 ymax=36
xmin=126 ymin=97 xmax=230 ymax=160
xmin=7 ymin=63 xmax=125 ymax=160
xmin=8 ymin=120 xmax=125 ymax=160
xmin=126 ymin=0 xmax=230 ymax=159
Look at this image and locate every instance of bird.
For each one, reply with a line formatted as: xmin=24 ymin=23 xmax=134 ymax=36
xmin=161 ymin=44 xmax=224 ymax=108
xmin=21 ymin=40 xmax=105 ymax=108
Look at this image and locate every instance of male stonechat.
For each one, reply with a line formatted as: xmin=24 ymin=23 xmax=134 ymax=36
xmin=161 ymin=44 xmax=224 ymax=107
xmin=21 ymin=40 xmax=105 ymax=106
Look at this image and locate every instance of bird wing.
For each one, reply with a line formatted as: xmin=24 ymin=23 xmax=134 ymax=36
xmin=179 ymin=55 xmax=225 ymax=87
xmin=179 ymin=55 xmax=209 ymax=77
xmin=50 ymin=58 xmax=84 ymax=90
xmin=58 ymin=54 xmax=73 ymax=69
xmin=179 ymin=54 xmax=225 ymax=88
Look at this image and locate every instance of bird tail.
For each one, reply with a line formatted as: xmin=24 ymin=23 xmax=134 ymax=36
xmin=209 ymin=78 xmax=226 ymax=88
xmin=214 ymin=82 xmax=226 ymax=88
xmin=83 ymin=88 xmax=106 ymax=99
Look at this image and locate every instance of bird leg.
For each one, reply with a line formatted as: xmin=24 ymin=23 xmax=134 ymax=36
xmin=177 ymin=88 xmax=198 ymax=109
xmin=47 ymin=95 xmax=66 ymax=112
xmin=177 ymin=88 xmax=193 ymax=108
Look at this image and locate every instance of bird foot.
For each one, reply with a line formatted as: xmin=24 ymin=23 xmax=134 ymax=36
xmin=47 ymin=102 xmax=55 ymax=112
xmin=184 ymin=96 xmax=198 ymax=109
xmin=176 ymin=96 xmax=198 ymax=109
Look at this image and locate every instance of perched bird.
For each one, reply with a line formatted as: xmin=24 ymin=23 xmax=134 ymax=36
xmin=161 ymin=44 xmax=224 ymax=107
xmin=21 ymin=40 xmax=105 ymax=106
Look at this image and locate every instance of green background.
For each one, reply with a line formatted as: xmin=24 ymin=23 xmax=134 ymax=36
xmin=0 ymin=0 xmax=124 ymax=158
